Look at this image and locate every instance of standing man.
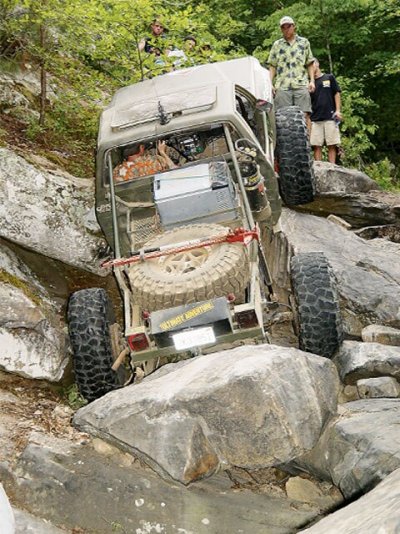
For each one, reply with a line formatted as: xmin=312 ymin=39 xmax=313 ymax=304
xmin=268 ymin=16 xmax=315 ymax=130
xmin=310 ymin=59 xmax=342 ymax=164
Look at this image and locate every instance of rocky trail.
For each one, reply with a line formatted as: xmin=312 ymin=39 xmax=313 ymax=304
xmin=1 ymin=88 xmax=400 ymax=531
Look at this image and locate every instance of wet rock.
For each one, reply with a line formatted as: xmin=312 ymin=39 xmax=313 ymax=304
xmin=357 ymin=377 xmax=400 ymax=398
xmin=291 ymin=399 xmax=400 ymax=499
xmin=361 ymin=324 xmax=400 ymax=346
xmin=334 ymin=341 xmax=400 ymax=384
xmin=0 ymin=148 xmax=107 ymax=275
xmin=74 ymin=345 xmax=339 ymax=485
xmin=300 ymin=468 xmax=400 ymax=533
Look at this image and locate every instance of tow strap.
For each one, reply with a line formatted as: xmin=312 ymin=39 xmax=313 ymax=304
xmin=101 ymin=227 xmax=260 ymax=269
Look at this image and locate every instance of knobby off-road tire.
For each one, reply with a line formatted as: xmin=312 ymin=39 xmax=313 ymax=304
xmin=129 ymin=224 xmax=250 ymax=312
xmin=275 ymin=106 xmax=315 ymax=206
xmin=291 ymin=252 xmax=343 ymax=358
xmin=68 ymin=288 xmax=120 ymax=402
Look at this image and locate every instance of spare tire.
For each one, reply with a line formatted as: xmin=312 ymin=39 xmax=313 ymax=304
xmin=291 ymin=252 xmax=343 ymax=358
xmin=275 ymin=106 xmax=315 ymax=206
xmin=129 ymin=224 xmax=250 ymax=312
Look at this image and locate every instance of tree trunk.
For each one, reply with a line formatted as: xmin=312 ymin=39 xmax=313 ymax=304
xmin=318 ymin=0 xmax=334 ymax=72
xmin=39 ymin=25 xmax=46 ymax=127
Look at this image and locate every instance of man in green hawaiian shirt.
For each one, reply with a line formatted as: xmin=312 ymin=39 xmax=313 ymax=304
xmin=268 ymin=16 xmax=315 ymax=129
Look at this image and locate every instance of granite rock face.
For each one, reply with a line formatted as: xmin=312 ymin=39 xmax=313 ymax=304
xmin=0 ymin=244 xmax=68 ymax=381
xmin=1 ymin=431 xmax=322 ymax=534
xmin=0 ymin=148 xmax=106 ymax=275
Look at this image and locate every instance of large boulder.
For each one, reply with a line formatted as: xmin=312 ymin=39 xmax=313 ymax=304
xmin=74 ymin=345 xmax=339 ymax=485
xmin=291 ymin=399 xmax=400 ymax=499
xmin=0 ymin=148 xmax=107 ymax=275
xmin=0 ymin=244 xmax=68 ymax=381
xmin=270 ymin=209 xmax=400 ymax=337
xmin=300 ymin=468 xmax=400 ymax=533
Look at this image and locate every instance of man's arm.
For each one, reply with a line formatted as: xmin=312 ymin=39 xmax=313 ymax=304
xmin=157 ymin=140 xmax=177 ymax=169
xmin=334 ymin=91 xmax=342 ymax=120
xmin=307 ymin=62 xmax=315 ymax=93
xmin=269 ymin=65 xmax=276 ymax=94
xmin=138 ymin=38 xmax=147 ymax=52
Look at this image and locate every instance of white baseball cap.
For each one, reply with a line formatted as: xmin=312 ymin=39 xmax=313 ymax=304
xmin=280 ymin=16 xmax=295 ymax=26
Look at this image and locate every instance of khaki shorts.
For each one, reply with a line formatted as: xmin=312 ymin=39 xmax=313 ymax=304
xmin=310 ymin=120 xmax=341 ymax=146
xmin=274 ymin=88 xmax=312 ymax=113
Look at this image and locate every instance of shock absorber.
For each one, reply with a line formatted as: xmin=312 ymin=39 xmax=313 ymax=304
xmin=239 ymin=159 xmax=271 ymax=222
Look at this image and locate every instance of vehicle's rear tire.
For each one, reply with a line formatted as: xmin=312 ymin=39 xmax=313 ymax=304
xmin=291 ymin=252 xmax=343 ymax=358
xmin=129 ymin=224 xmax=250 ymax=312
xmin=275 ymin=106 xmax=315 ymax=206
xmin=68 ymin=288 xmax=120 ymax=402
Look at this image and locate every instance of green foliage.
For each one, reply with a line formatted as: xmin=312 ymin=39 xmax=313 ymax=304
xmin=0 ymin=0 xmax=398 ymax=176
xmin=364 ymin=158 xmax=400 ymax=191
xmin=335 ymin=76 xmax=377 ymax=167
xmin=0 ymin=268 xmax=42 ymax=306
xmin=63 ymin=383 xmax=87 ymax=410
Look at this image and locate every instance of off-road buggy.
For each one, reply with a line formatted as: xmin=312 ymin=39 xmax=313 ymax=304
xmin=68 ymin=57 xmax=342 ymax=402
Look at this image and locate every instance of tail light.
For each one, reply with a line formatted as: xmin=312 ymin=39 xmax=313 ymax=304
xmin=127 ymin=333 xmax=149 ymax=352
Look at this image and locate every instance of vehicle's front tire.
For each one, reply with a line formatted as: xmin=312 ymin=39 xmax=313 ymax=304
xmin=68 ymin=288 xmax=120 ymax=402
xmin=275 ymin=106 xmax=315 ymax=206
xmin=291 ymin=252 xmax=343 ymax=358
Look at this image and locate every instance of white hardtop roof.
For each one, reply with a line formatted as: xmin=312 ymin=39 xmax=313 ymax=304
xmin=98 ymin=56 xmax=271 ymax=150
xmin=109 ymin=56 xmax=270 ymax=111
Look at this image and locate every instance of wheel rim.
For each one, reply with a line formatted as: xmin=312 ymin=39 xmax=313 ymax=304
xmin=158 ymin=246 xmax=211 ymax=275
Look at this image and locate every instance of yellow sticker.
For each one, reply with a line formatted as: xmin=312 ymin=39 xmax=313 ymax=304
xmin=159 ymin=301 xmax=215 ymax=331
xmin=322 ymin=80 xmax=331 ymax=87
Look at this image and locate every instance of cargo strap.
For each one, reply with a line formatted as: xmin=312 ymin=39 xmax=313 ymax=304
xmin=101 ymin=227 xmax=260 ymax=269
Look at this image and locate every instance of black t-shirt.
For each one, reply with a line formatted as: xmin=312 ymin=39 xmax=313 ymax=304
xmin=144 ymin=33 xmax=167 ymax=53
xmin=310 ymin=73 xmax=341 ymax=122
